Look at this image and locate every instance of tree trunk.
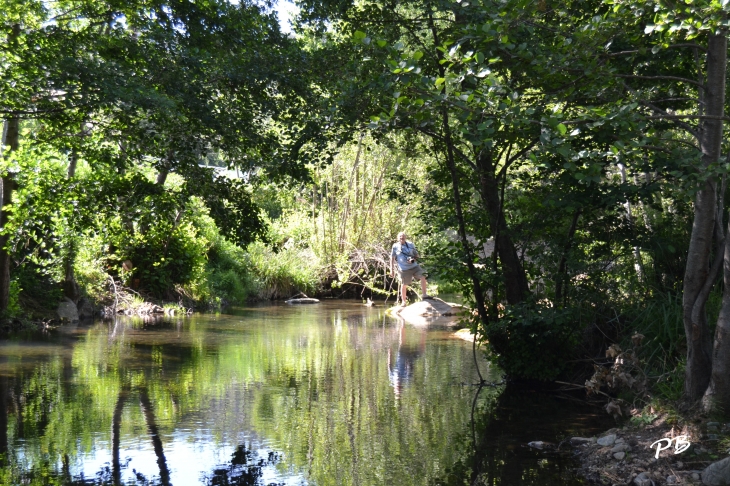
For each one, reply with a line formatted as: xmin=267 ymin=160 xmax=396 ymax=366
xmin=555 ymin=209 xmax=581 ymax=305
xmin=703 ymin=32 xmax=730 ymax=410
xmin=0 ymin=116 xmax=18 ymax=312
xmin=63 ymin=151 xmax=80 ymax=302
xmin=429 ymin=12 xmax=490 ymax=336
xmin=475 ymin=150 xmax=529 ymax=304
xmin=704 ymin=215 xmax=730 ymax=412
xmin=683 ymin=34 xmax=727 ymax=403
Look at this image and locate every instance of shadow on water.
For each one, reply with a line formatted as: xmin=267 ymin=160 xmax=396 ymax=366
xmin=438 ymin=383 xmax=615 ymax=486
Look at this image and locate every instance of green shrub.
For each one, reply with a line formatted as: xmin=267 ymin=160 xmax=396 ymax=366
xmin=485 ymin=300 xmax=583 ymax=381
xmin=204 ymin=236 xmax=256 ymax=305
xmin=247 ymin=241 xmax=319 ymax=300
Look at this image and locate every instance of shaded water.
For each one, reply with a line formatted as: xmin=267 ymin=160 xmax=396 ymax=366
xmin=0 ymin=301 xmax=611 ymax=485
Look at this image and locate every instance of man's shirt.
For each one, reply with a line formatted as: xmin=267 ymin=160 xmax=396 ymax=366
xmin=392 ymin=241 xmax=419 ymax=271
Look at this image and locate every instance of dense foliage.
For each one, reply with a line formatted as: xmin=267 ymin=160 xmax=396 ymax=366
xmin=3 ymin=0 xmax=730 ymax=413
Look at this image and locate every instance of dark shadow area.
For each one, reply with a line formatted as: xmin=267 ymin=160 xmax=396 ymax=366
xmin=437 ymin=384 xmax=614 ymax=486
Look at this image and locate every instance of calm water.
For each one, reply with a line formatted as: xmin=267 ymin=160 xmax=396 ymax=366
xmin=0 ymin=301 xmax=611 ymax=485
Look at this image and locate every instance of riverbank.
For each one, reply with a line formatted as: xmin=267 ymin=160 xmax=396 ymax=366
xmin=572 ymin=413 xmax=730 ymax=485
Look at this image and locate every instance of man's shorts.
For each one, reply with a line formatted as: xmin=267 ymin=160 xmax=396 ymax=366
xmin=398 ymin=265 xmax=424 ymax=285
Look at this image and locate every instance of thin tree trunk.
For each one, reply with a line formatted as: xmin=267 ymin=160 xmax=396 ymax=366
xmin=684 ymin=34 xmax=726 ymax=403
xmin=0 ymin=115 xmax=19 ymax=312
xmin=430 ymin=13 xmax=490 ymax=338
xmin=619 ymin=163 xmax=645 ymax=280
xmin=338 ymin=133 xmax=364 ymax=249
xmin=555 ymin=208 xmax=581 ymax=305
xmin=64 ymin=150 xmax=80 ymax=302
xmin=704 ymin=213 xmax=730 ymax=412
xmin=475 ymin=150 xmax=529 ymax=305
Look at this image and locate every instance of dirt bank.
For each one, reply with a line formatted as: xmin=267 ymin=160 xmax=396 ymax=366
xmin=572 ymin=415 xmax=729 ymax=485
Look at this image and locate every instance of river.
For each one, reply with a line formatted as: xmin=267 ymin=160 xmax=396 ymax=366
xmin=0 ymin=301 xmax=611 ymax=485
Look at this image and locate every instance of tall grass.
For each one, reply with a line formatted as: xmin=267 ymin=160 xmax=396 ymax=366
xmin=246 ymin=242 xmax=319 ymax=300
xmin=627 ymin=292 xmax=684 ymax=370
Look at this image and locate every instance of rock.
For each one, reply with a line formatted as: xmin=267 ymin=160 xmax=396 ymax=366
xmin=693 ymin=472 xmax=701 ymax=481
xmin=528 ymin=441 xmax=547 ymax=450
xmin=77 ymin=298 xmax=94 ymax=320
xmin=634 ymin=471 xmax=653 ymax=486
xmin=702 ymin=456 xmax=730 ymax=485
xmin=614 ymin=451 xmax=626 ymax=460
xmin=611 ymin=443 xmax=631 ymax=453
xmin=707 ymin=422 xmax=721 ymax=428
xmin=598 ymin=434 xmax=617 ymax=447
xmin=707 ymin=434 xmax=720 ymax=441
xmin=285 ymin=297 xmax=320 ymax=304
xmin=391 ymin=298 xmax=466 ymax=327
xmin=676 ymin=462 xmax=684 ymax=469
xmin=667 ymin=475 xmax=678 ymax=484
xmin=56 ymin=297 xmax=79 ymax=322
xmin=615 ymin=437 xmax=626 ymax=444
xmin=454 ymin=329 xmax=475 ymax=342
xmin=571 ymin=437 xmax=596 ymax=446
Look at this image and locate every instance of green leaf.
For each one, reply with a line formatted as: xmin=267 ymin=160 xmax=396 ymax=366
xmin=557 ymin=123 xmax=567 ymax=135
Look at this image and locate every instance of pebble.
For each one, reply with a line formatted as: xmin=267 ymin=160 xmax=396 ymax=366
xmin=634 ymin=472 xmax=652 ymax=486
xmin=614 ymin=451 xmax=626 ymax=460
xmin=528 ymin=441 xmax=546 ymax=450
xmin=666 ymin=475 xmax=677 ymax=484
xmin=692 ymin=472 xmax=700 ymax=480
xmin=675 ymin=461 xmax=683 ymax=469
xmin=615 ymin=437 xmax=625 ymax=444
xmin=611 ymin=443 xmax=632 ymax=453
xmin=598 ymin=434 xmax=617 ymax=447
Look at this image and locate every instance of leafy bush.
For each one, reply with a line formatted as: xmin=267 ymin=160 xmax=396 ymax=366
xmin=247 ymin=241 xmax=319 ymax=300
xmin=485 ymin=300 xmax=583 ymax=381
xmin=203 ymin=236 xmax=256 ymax=305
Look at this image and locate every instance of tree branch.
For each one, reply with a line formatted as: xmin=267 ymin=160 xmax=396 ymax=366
xmin=616 ymin=74 xmax=704 ymax=89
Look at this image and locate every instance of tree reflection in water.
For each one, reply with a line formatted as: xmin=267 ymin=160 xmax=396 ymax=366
xmin=438 ymin=384 xmax=614 ymax=486
xmin=204 ymin=444 xmax=283 ymax=486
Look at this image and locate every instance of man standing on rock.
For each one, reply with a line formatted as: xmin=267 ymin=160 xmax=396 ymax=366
xmin=390 ymin=232 xmax=432 ymax=306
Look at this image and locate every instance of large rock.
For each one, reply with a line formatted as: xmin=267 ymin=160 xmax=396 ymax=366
xmin=389 ymin=298 xmax=466 ymax=327
xmin=77 ymin=298 xmax=95 ymax=320
xmin=703 ymin=456 xmax=730 ymax=485
xmin=56 ymin=297 xmax=79 ymax=322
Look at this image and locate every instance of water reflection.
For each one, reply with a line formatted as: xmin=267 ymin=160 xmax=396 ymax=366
xmin=437 ymin=384 xmax=614 ymax=486
xmin=0 ymin=303 xmax=610 ymax=485
xmin=387 ymin=319 xmax=426 ymax=399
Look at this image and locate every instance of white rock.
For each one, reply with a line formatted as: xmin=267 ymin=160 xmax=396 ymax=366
xmin=597 ymin=434 xmax=617 ymax=447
